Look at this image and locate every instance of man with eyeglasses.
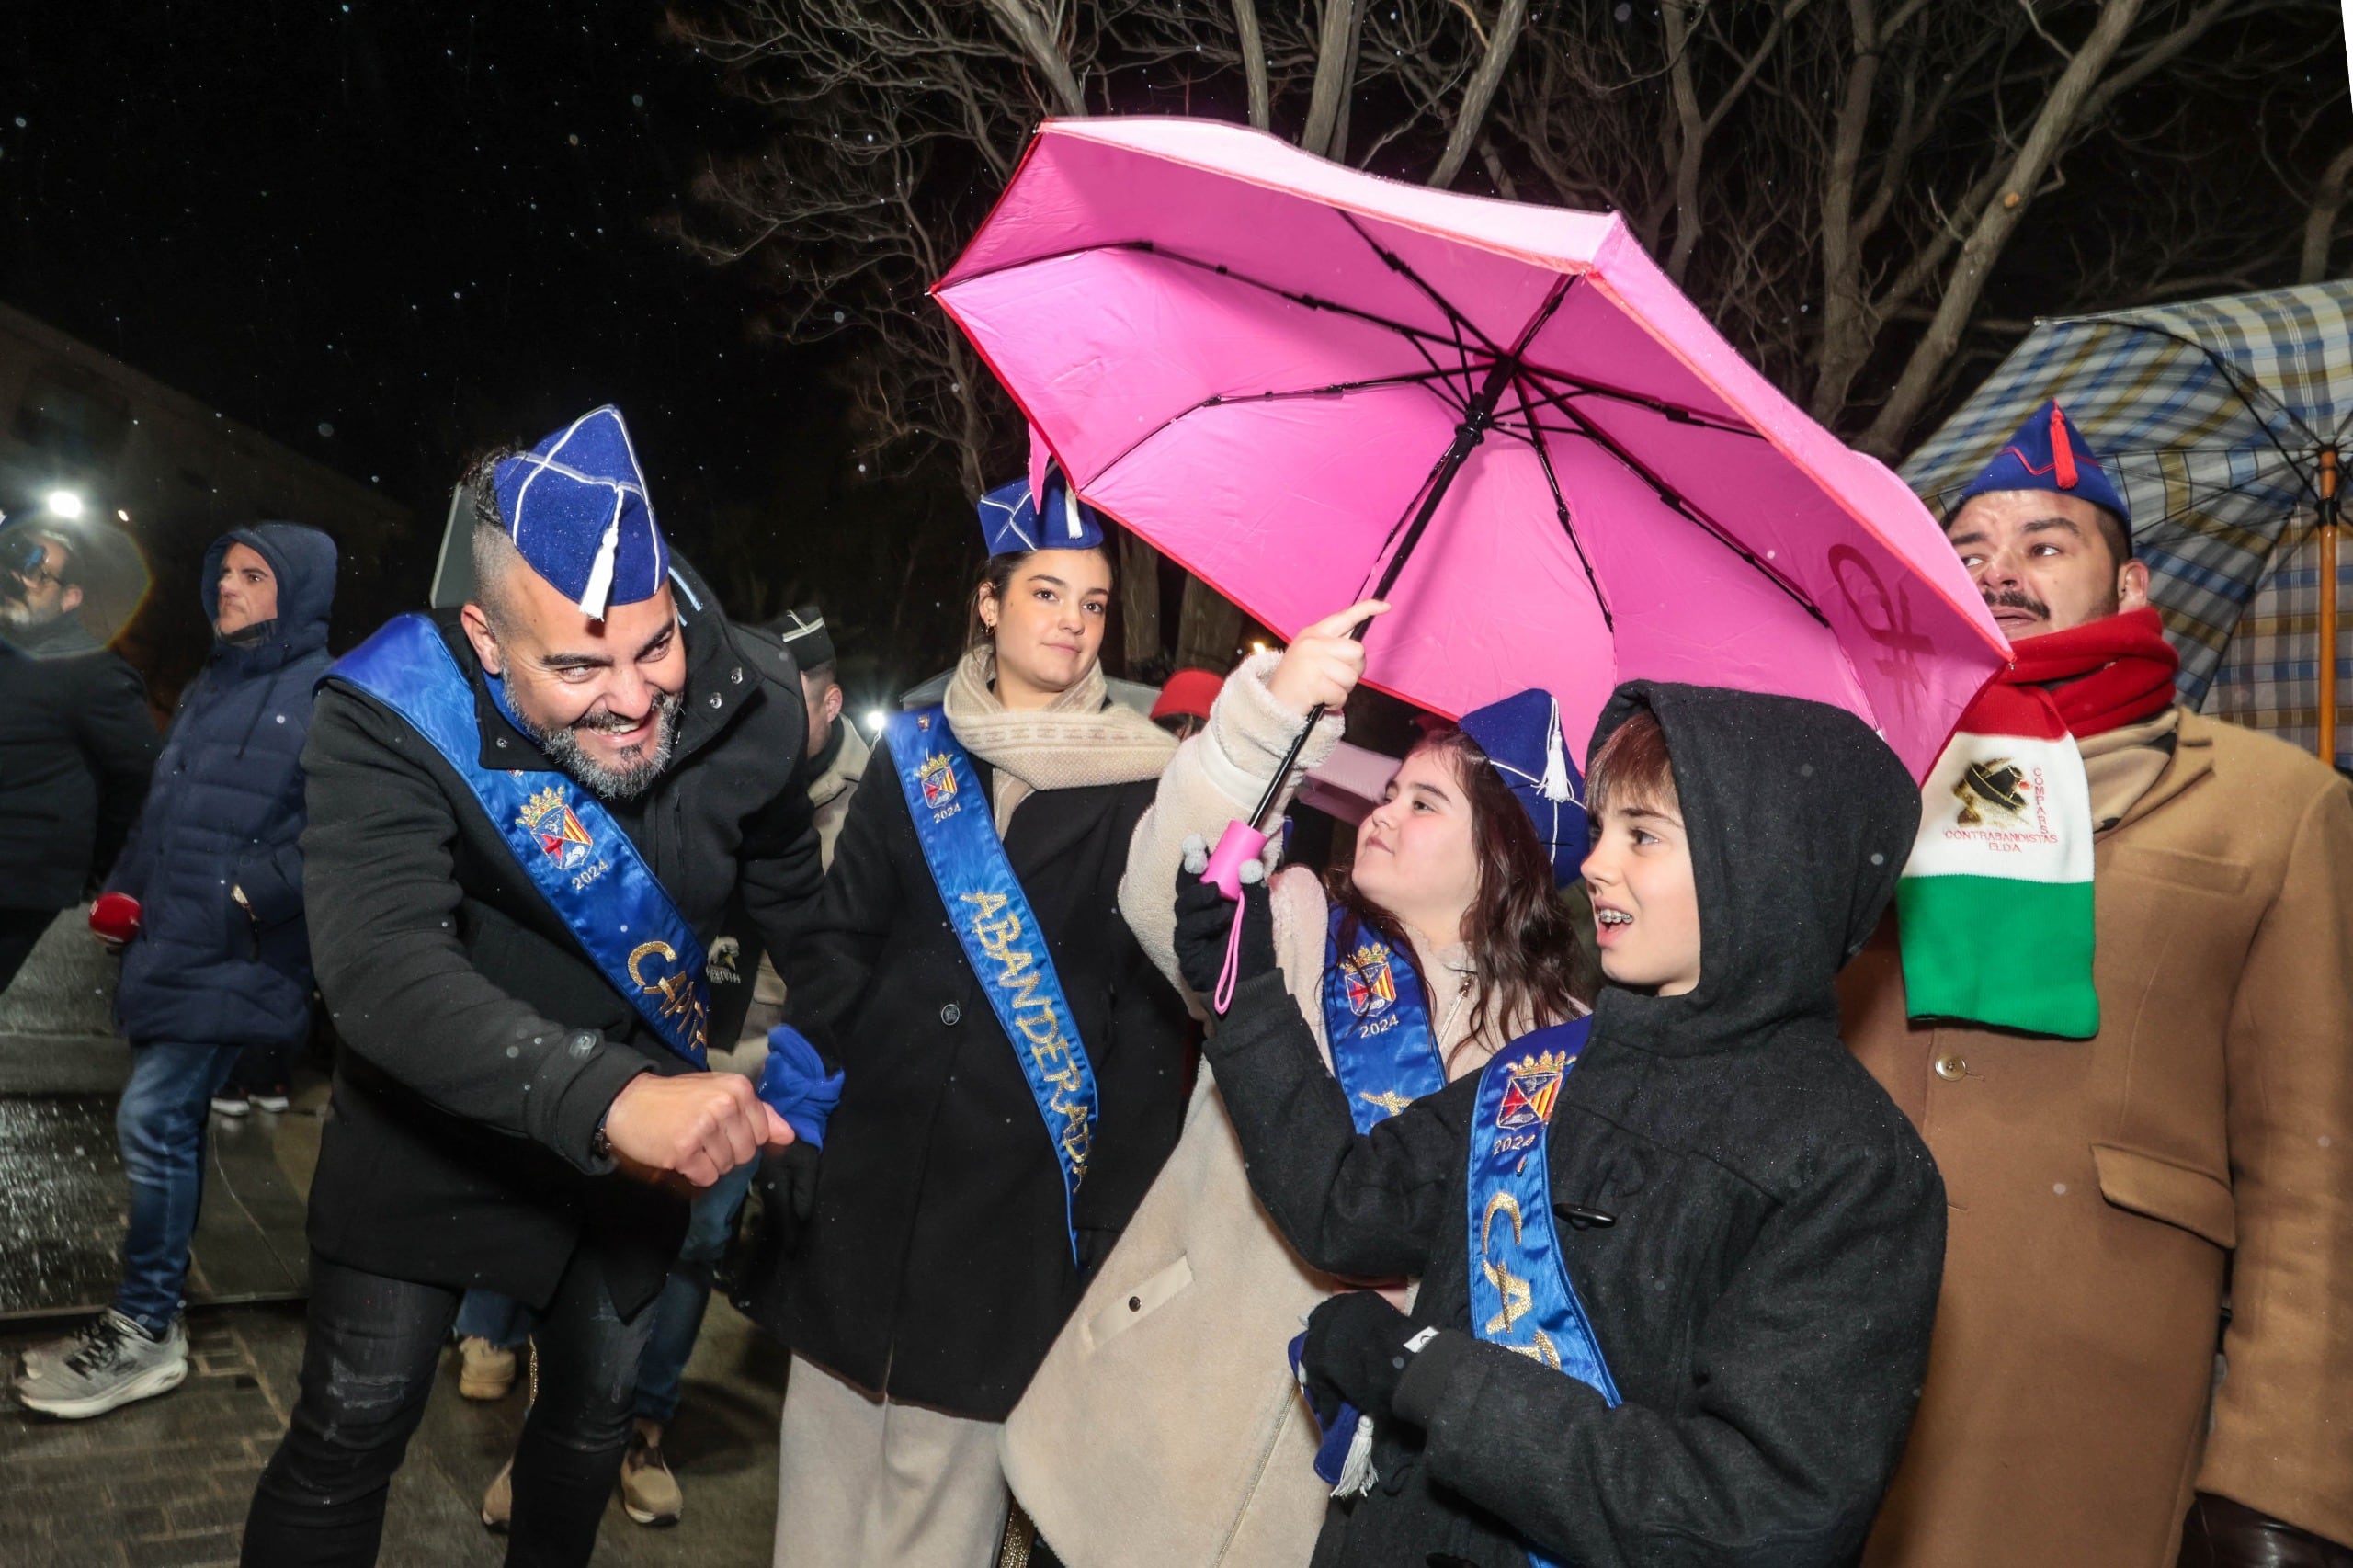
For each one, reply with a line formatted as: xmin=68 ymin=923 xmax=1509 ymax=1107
xmin=0 ymin=519 xmax=159 ymax=994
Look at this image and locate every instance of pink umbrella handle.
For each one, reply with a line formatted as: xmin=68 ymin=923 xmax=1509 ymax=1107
xmin=1204 ymin=819 xmax=1269 ymax=1015
xmin=1203 ymin=818 xmax=1269 ymax=897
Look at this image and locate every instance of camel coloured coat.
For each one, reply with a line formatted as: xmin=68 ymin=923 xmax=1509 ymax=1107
xmin=1842 ymin=711 xmax=2353 ymax=1566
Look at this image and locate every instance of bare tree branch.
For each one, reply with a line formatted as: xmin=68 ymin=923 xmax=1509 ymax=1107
xmin=1232 ymin=0 xmax=1272 ymax=130
xmin=2301 ymin=143 xmax=2353 ymax=280
xmin=1429 ymin=0 xmax=1529 ymax=188
xmin=1863 ymin=0 xmax=2150 ymax=452
xmin=1302 ymin=0 xmax=1363 ymax=157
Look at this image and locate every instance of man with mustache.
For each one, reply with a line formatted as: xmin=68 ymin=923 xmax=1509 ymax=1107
xmin=1842 ymin=401 xmax=2353 ymax=1568
xmin=241 ymin=407 xmax=824 ymax=1568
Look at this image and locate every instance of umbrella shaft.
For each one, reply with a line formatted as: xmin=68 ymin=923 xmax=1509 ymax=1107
xmin=2323 ymin=449 xmax=2340 ymax=765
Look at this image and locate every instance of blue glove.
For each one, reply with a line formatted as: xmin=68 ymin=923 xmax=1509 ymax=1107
xmin=756 ymin=1025 xmax=844 ymax=1149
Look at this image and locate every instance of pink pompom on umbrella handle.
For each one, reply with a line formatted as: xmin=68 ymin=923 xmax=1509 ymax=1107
xmin=1203 ymin=819 xmax=1270 ymax=1014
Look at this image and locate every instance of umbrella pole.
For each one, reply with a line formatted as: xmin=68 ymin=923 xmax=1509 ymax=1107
xmin=1239 ymin=347 xmax=1538 ymax=831
xmin=2322 ymin=449 xmax=2340 ymax=766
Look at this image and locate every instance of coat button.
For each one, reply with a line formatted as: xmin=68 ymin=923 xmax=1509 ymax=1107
xmin=940 ymin=1003 xmax=962 ymax=1026
xmin=1935 ymin=1054 xmax=1967 ymax=1082
xmin=1129 ymin=1296 xmax=1142 ymax=1312
xmin=708 ymin=693 xmax=723 ymax=710
xmin=730 ymin=666 xmax=744 ymax=684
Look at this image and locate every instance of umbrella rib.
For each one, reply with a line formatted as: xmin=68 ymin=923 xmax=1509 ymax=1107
xmin=1140 ymin=243 xmax=1494 ymax=362
xmin=2067 ymin=319 xmax=2328 ymax=505
xmin=1511 ymin=378 xmax=1615 ymax=632
xmin=1335 ymin=211 xmax=1509 ymax=362
xmin=1515 ymin=364 xmax=1763 ymax=438
xmin=1518 ymin=376 xmax=1829 ymax=627
xmin=1074 ymin=367 xmax=1483 ymax=493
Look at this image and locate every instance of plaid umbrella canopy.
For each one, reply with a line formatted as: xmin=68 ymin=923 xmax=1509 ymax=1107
xmin=1904 ymin=281 xmax=2353 ymax=766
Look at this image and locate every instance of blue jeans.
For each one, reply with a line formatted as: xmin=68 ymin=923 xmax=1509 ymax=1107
xmin=632 ymin=1159 xmax=755 ymax=1425
xmin=114 ymin=1040 xmax=244 ymax=1335
xmin=456 ymin=1286 xmax=536 ymax=1350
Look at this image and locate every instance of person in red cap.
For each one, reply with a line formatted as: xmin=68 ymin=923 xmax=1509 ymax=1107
xmin=1148 ymin=666 xmax=1224 ymax=741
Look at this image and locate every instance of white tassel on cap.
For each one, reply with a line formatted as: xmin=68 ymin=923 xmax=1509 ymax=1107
xmin=1540 ymin=697 xmax=1574 ymax=803
xmin=576 ymin=494 xmax=623 ymax=619
xmin=1062 ymin=483 xmax=1085 ymax=542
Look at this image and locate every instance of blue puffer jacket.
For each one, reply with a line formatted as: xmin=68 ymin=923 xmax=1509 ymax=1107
xmin=109 ymin=524 xmax=338 ymax=1048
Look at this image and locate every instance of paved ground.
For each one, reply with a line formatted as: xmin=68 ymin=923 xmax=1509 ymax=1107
xmin=0 ymin=1290 xmax=788 ymax=1568
xmin=0 ymin=912 xmax=787 ymax=1566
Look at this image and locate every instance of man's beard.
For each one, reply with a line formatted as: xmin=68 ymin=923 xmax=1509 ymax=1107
xmin=0 ymin=596 xmax=55 ymax=631
xmin=521 ymin=687 xmax=686 ymax=801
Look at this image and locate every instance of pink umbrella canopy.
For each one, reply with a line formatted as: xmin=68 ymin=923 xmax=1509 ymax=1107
xmin=937 ymin=117 xmax=2005 ymax=780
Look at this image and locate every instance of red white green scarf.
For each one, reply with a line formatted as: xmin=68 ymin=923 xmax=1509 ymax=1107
xmin=1896 ymin=608 xmax=2178 ymax=1038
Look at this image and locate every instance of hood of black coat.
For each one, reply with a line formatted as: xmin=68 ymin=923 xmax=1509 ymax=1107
xmin=203 ymin=523 xmax=337 ymax=667
xmin=1586 ymin=681 xmax=1920 ymax=1054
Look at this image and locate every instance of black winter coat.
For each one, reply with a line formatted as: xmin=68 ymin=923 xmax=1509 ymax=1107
xmin=110 ymin=526 xmax=337 ymax=1049
xmin=1205 ymin=683 xmax=1946 ymax=1568
xmin=0 ymin=608 xmax=157 ymax=912
xmin=299 ymin=592 xmax=822 ymax=1316
xmin=767 ymin=727 xmax=1192 ymax=1420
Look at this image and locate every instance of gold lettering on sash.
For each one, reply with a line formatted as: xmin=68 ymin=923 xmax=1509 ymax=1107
xmin=1481 ymin=1193 xmax=1535 ymax=1335
xmin=628 ymin=939 xmax=710 ymax=1051
xmin=961 ymin=891 xmax=1092 ymax=1185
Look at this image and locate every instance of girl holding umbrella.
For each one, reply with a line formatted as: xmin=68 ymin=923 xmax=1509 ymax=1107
xmin=761 ymin=476 xmax=1191 ymax=1568
xmin=1004 ymin=602 xmax=1598 ymax=1567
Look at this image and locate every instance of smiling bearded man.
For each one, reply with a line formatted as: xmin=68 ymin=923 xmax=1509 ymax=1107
xmin=1840 ymin=400 xmax=2353 ymax=1568
xmin=240 ymin=406 xmax=826 ymax=1568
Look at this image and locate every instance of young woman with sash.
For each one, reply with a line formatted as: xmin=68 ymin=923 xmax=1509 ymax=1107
xmin=759 ymin=474 xmax=1189 ymax=1568
xmin=1158 ymin=682 xmax=1949 ymax=1568
xmin=1003 ymin=605 xmax=1597 ymax=1568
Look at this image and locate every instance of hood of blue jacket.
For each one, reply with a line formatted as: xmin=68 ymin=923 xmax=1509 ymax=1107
xmin=203 ymin=522 xmax=337 ymax=664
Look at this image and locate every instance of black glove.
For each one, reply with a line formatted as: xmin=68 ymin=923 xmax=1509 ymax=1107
xmin=2178 ymin=1493 xmax=2353 ymax=1568
xmin=767 ymin=1137 xmax=823 ymax=1222
xmin=1300 ymin=1290 xmax=1416 ymax=1428
xmin=1173 ymin=860 xmax=1277 ymax=1006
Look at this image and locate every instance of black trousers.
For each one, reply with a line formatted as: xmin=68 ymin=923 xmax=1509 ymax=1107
xmin=242 ymin=1247 xmax=655 ymax=1568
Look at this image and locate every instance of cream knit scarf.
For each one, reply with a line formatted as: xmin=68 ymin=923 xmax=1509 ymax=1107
xmin=943 ymin=647 xmax=1176 ymax=832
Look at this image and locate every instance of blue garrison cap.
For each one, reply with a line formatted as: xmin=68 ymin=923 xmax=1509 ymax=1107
xmin=492 ymin=405 xmax=669 ymax=617
xmin=1459 ymin=688 xmax=1586 ymax=888
xmin=977 ymin=470 xmax=1107 ymax=557
xmin=1956 ymin=399 xmax=2131 ymax=534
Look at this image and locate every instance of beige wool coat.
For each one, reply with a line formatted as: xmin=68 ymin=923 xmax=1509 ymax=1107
xmin=1840 ymin=712 xmax=2353 ymax=1566
xmin=1002 ymin=654 xmax=1379 ymax=1568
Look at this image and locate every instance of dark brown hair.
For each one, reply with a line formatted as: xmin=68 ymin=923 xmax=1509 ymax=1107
xmin=1329 ymin=727 xmax=1598 ymax=1065
xmin=1587 ymin=708 xmax=1677 ymax=821
xmin=965 ymin=545 xmax=1114 ymax=650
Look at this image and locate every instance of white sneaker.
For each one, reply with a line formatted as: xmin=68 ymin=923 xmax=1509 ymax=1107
xmin=210 ymin=1094 xmax=250 ymax=1118
xmin=249 ymin=1092 xmax=291 ymax=1114
xmin=15 ymin=1311 xmax=188 ymax=1419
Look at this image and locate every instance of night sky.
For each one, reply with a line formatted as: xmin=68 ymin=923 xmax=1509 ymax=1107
xmin=3 ymin=1 xmax=869 ymax=661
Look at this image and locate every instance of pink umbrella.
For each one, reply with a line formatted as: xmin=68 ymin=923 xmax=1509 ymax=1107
xmin=937 ymin=117 xmax=2005 ymax=790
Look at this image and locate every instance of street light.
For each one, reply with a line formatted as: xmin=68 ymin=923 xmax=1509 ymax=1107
xmin=43 ymin=490 xmax=84 ymax=519
xmin=865 ymin=709 xmax=889 ymax=734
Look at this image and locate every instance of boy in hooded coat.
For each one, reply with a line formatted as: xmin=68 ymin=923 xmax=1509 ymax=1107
xmin=1171 ymin=682 xmax=1946 ymax=1568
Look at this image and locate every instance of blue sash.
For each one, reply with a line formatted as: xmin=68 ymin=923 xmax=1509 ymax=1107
xmin=330 ymin=614 xmax=710 ymax=1068
xmin=1468 ymin=1018 xmax=1617 ymax=1567
xmin=1321 ymin=908 xmax=1446 ymax=1131
xmin=886 ymin=708 xmax=1098 ymax=1263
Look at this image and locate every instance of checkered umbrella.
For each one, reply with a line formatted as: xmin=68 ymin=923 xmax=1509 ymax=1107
xmin=1904 ymin=281 xmax=2353 ymax=766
